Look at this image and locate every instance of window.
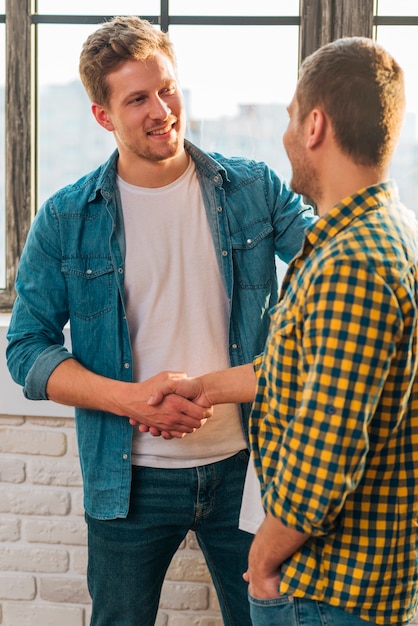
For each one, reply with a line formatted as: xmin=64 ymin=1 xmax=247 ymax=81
xmin=0 ymin=2 xmax=5 ymax=289
xmin=37 ymin=16 xmax=299 ymax=208
xmin=4 ymin=1 xmax=301 ymax=310
xmin=375 ymin=0 xmax=418 ymax=216
xmin=36 ymin=0 xmax=160 ymax=14
xmin=170 ymin=23 xmax=298 ymax=182
xmin=37 ymin=23 xmax=116 ymax=205
xmin=3 ymin=0 xmax=415 ymax=310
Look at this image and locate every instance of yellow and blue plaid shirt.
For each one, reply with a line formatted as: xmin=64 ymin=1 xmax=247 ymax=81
xmin=250 ymin=182 xmax=418 ymax=625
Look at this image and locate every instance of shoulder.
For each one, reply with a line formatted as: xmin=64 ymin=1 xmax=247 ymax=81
xmin=186 ymin=140 xmax=281 ymax=186
xmin=210 ymin=152 xmax=278 ymax=183
xmin=40 ymin=154 xmax=118 ymax=218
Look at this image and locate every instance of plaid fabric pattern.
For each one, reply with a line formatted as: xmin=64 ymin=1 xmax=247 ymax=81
xmin=250 ymin=182 xmax=418 ymax=624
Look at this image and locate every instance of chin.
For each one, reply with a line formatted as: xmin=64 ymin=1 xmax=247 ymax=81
xmin=290 ymin=178 xmax=306 ymax=197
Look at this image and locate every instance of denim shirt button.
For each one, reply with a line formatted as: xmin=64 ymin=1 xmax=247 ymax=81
xmin=231 ymin=343 xmax=238 ymax=349
xmin=118 ymin=267 xmax=124 ymax=274
xmin=217 ymin=206 xmax=223 ymax=212
xmin=124 ymin=362 xmax=130 ymax=369
xmin=122 ymin=453 xmax=128 ymax=460
xmin=221 ymin=250 xmax=228 ymax=257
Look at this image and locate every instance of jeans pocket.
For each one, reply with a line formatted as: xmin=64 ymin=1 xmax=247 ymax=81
xmin=248 ymin=592 xmax=292 ymax=607
xmin=248 ymin=593 xmax=295 ymax=626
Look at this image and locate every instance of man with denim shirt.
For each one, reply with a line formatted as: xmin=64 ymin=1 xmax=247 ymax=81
xmin=6 ymin=16 xmax=314 ymax=626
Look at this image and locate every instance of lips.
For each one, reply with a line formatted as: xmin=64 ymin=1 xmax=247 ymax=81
xmin=147 ymin=120 xmax=176 ymax=136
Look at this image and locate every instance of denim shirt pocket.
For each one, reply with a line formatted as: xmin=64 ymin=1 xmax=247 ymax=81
xmin=230 ymin=220 xmax=275 ymax=289
xmin=62 ymin=256 xmax=115 ymax=320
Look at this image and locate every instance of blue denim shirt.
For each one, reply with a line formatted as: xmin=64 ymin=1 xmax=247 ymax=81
xmin=7 ymin=140 xmax=314 ymax=519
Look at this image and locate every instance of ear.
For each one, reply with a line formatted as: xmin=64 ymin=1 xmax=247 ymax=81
xmin=91 ymin=103 xmax=115 ymax=132
xmin=306 ymin=108 xmax=327 ymax=149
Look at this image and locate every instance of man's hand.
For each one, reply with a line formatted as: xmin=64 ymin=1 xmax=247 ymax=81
xmin=243 ymin=534 xmax=282 ymax=599
xmin=136 ymin=375 xmax=212 ymax=439
xmin=242 ymin=512 xmax=309 ymax=599
xmin=121 ymin=372 xmax=213 ymax=439
xmin=148 ymin=375 xmax=211 ymax=408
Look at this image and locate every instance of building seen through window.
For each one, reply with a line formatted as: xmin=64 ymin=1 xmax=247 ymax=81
xmin=375 ymin=0 xmax=418 ymax=212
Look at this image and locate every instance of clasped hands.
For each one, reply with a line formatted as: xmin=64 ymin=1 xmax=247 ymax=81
xmin=128 ymin=371 xmax=212 ymax=439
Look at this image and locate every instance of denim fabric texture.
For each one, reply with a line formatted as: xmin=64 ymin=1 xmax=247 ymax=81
xmin=6 ymin=139 xmax=314 ymax=520
xmin=248 ymin=594 xmax=379 ymax=626
xmin=87 ymin=451 xmax=253 ymax=626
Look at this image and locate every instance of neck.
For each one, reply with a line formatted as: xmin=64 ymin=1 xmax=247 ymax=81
xmin=315 ymin=160 xmax=388 ymax=216
xmin=117 ymin=150 xmax=189 ymax=188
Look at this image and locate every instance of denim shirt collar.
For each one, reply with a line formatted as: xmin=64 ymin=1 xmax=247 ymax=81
xmin=90 ymin=140 xmax=230 ymax=205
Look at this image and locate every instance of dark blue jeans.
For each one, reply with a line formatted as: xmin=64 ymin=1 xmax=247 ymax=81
xmin=248 ymin=594 xmax=379 ymax=626
xmin=86 ymin=450 xmax=253 ymax=626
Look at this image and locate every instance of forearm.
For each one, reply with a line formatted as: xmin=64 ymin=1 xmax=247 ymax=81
xmin=246 ymin=511 xmax=309 ymax=598
xmin=46 ymin=359 xmax=210 ymax=436
xmin=251 ymin=512 xmax=309 ymax=571
xmin=146 ymin=363 xmax=256 ymax=432
xmin=201 ymin=363 xmax=257 ymax=405
xmin=45 ymin=358 xmax=129 ymax=415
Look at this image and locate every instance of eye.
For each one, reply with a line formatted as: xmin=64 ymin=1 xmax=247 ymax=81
xmin=161 ymin=85 xmax=177 ymax=96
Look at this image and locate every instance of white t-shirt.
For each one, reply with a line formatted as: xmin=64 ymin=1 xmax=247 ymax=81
xmin=119 ymin=159 xmax=246 ymax=468
xmin=239 ymin=454 xmax=265 ymax=533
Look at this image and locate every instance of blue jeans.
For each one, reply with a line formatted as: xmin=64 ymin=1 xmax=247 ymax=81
xmin=248 ymin=594 xmax=379 ymax=625
xmin=86 ymin=450 xmax=253 ymax=626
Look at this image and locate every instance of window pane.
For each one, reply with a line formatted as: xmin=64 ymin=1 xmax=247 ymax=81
xmin=170 ymin=0 xmax=299 ymax=17
xmin=376 ymin=26 xmax=418 ymax=217
xmin=36 ymin=1 xmax=159 ymax=15
xmin=376 ymin=0 xmax=418 ymax=16
xmin=0 ymin=23 xmax=5 ymax=288
xmin=37 ymin=24 xmax=119 ymax=206
xmin=172 ymin=24 xmax=298 ymax=181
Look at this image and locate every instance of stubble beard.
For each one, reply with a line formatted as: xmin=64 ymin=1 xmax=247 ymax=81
xmin=290 ymin=159 xmax=322 ymax=206
xmin=130 ymin=134 xmax=182 ymax=163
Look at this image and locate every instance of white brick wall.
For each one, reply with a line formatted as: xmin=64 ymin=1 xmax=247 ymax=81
xmin=0 ymin=414 xmax=223 ymax=626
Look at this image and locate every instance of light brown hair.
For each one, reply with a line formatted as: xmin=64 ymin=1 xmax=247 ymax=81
xmin=79 ymin=15 xmax=176 ymax=107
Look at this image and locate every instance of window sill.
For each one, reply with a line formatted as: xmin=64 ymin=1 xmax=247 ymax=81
xmin=0 ymin=314 xmax=73 ymax=417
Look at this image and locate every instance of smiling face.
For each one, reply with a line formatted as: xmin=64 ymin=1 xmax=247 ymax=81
xmin=92 ymin=52 xmax=187 ymax=179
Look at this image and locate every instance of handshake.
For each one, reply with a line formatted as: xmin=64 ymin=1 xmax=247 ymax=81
xmin=127 ymin=364 xmax=256 ymax=440
xmin=128 ymin=371 xmax=214 ymax=440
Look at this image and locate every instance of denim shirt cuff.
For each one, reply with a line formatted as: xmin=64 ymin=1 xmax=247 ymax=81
xmin=24 ymin=346 xmax=74 ymax=400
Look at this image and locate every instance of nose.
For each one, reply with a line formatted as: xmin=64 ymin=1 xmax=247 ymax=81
xmin=148 ymin=94 xmax=170 ymax=119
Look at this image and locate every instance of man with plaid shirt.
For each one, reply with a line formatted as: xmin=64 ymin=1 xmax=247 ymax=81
xmin=150 ymin=37 xmax=418 ymax=625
